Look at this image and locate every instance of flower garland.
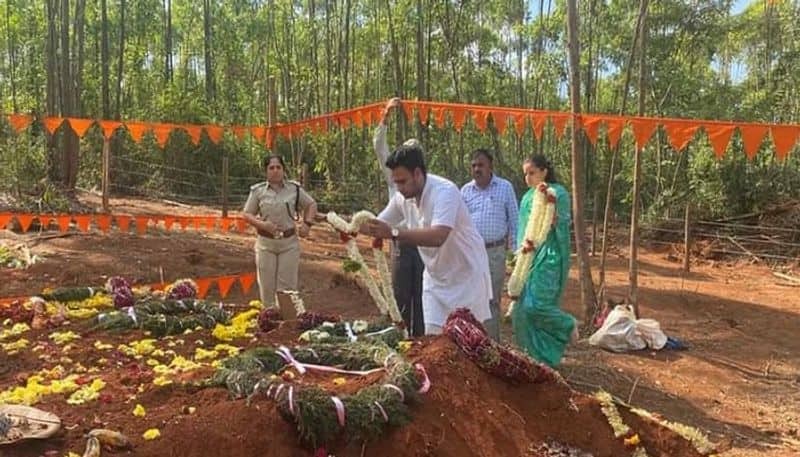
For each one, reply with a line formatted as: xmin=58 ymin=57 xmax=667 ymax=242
xmin=326 ymin=211 xmax=405 ymax=334
xmin=443 ymin=308 xmax=557 ymax=384
xmin=630 ymin=407 xmax=715 ymax=455
xmin=205 ymin=340 xmax=429 ymax=448
xmin=506 ymin=183 xmax=557 ymax=317
xmin=594 ymin=390 xmax=650 ymax=456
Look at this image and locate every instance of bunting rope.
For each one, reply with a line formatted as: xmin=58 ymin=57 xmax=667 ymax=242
xmin=0 ymin=212 xmax=250 ymax=235
xmin=3 ymin=99 xmax=798 ymax=159
xmin=0 ymin=272 xmax=257 ymax=306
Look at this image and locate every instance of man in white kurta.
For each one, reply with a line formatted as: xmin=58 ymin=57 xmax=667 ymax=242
xmin=362 ymin=143 xmax=492 ymax=334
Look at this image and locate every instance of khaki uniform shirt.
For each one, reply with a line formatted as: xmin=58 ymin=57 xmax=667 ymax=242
xmin=243 ymin=180 xmax=314 ymax=233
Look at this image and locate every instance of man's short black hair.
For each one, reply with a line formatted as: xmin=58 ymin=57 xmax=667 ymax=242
xmin=385 ymin=143 xmax=426 ymax=174
xmin=472 ymin=148 xmax=493 ymax=164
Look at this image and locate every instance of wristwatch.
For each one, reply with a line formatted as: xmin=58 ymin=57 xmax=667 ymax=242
xmin=391 ymin=228 xmax=399 ymax=241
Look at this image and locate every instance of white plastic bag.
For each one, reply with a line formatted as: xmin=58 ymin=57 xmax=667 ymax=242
xmin=588 ymin=304 xmax=667 ymax=352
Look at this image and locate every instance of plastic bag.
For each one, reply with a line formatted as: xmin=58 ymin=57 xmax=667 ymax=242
xmin=588 ymin=305 xmax=667 ymax=352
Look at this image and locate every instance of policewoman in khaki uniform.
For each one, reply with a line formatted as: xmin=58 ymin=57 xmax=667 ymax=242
xmin=243 ymin=155 xmax=317 ymax=306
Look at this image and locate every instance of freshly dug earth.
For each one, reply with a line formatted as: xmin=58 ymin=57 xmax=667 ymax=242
xmin=3 ymin=316 xmax=703 ymax=457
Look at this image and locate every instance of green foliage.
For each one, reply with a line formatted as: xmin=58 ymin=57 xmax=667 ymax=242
xmin=0 ymin=0 xmax=798 ymax=218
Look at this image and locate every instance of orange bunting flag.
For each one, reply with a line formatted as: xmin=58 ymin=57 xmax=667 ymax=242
xmin=203 ymin=217 xmax=217 ymax=231
xmin=16 ymin=214 xmax=34 ymax=233
xmin=740 ymin=125 xmax=769 ymax=159
xmin=73 ymin=215 xmax=91 ymax=232
xmin=431 ymin=107 xmax=446 ymax=128
xmin=44 ymin=117 xmax=64 ymax=135
xmin=135 ymin=216 xmax=149 ymax=235
xmin=471 ymin=110 xmax=489 ymax=132
xmin=217 ymin=276 xmax=237 ymax=299
xmin=56 ymin=215 xmax=72 ymax=232
xmin=151 ymin=124 xmax=174 ymax=148
xmin=99 ymin=121 xmax=122 ymax=140
xmin=581 ymin=116 xmax=603 ymax=146
xmin=351 ymin=110 xmax=364 ymax=129
xmin=95 ymin=214 xmax=112 ymax=233
xmin=514 ymin=114 xmax=528 ymax=137
xmin=8 ymin=114 xmax=33 ymax=132
xmin=195 ymin=278 xmax=212 ymax=299
xmin=235 ymin=218 xmax=249 ymax=233
xmin=125 ymin=122 xmax=149 ymax=143
xmin=204 ymin=126 xmax=224 ymax=144
xmin=220 ymin=217 xmax=234 ymax=232
xmin=183 ymin=126 xmax=203 ymax=145
xmin=705 ymin=124 xmax=736 ymax=159
xmin=230 ymin=126 xmax=248 ymax=141
xmin=115 ymin=215 xmax=132 ymax=232
xmin=163 ymin=216 xmax=176 ymax=231
xmin=531 ymin=114 xmax=547 ymax=140
xmin=630 ymin=119 xmax=659 ymax=151
xmin=605 ymin=119 xmax=625 ymax=149
xmin=239 ymin=273 xmax=256 ymax=295
xmin=550 ymin=115 xmax=570 ymax=140
xmin=418 ymin=105 xmax=431 ymax=125
xmin=451 ymin=108 xmax=467 ymax=132
xmin=663 ymin=120 xmax=700 ymax=152
xmin=770 ymin=125 xmax=800 ymax=161
xmin=250 ymin=127 xmax=266 ymax=143
xmin=68 ymin=118 xmax=95 ymax=138
xmin=491 ymin=111 xmax=509 ymax=136
xmin=37 ymin=215 xmax=53 ymax=230
xmin=0 ymin=213 xmax=12 ymax=230
xmin=177 ymin=216 xmax=191 ymax=230
xmin=401 ymin=104 xmax=414 ymax=123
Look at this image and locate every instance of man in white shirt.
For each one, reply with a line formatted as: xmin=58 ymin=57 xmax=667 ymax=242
xmin=361 ymin=142 xmax=493 ymax=334
xmin=373 ymin=98 xmax=425 ymax=336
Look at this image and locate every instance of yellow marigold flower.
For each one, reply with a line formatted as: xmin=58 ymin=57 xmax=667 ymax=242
xmin=133 ymin=404 xmax=146 ymax=417
xmin=142 ymin=428 xmax=161 ymax=440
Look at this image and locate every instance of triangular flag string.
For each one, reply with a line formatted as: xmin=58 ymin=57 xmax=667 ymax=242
xmin=8 ymin=114 xmax=33 ymax=132
xmin=770 ymin=125 xmax=800 ymax=161
xmin=491 ymin=112 xmax=509 ymax=136
xmin=705 ymin=124 xmax=736 ymax=159
xmin=239 ymin=273 xmax=256 ymax=295
xmin=740 ymin=125 xmax=769 ymax=159
xmin=0 ymin=213 xmax=12 ymax=230
xmin=16 ymin=214 xmax=34 ymax=233
xmin=67 ymin=118 xmax=95 ymax=138
xmin=44 ymin=117 xmax=64 ymax=135
xmin=217 ymin=276 xmax=237 ymax=299
xmin=99 ymin=121 xmax=122 ymax=140
xmin=630 ymin=119 xmax=659 ymax=151
xmin=663 ymin=120 xmax=700 ymax=152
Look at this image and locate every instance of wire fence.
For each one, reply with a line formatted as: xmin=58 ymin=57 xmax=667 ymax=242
xmin=103 ymin=158 xmax=800 ymax=263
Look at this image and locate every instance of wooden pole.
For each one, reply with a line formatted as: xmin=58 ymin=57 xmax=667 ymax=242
xmin=267 ymin=76 xmax=277 ymax=130
xmin=101 ymin=137 xmax=110 ymax=212
xmin=683 ymin=202 xmax=691 ymax=273
xmin=628 ymin=0 xmax=649 ymax=317
xmin=566 ymin=0 xmax=598 ymax=328
xmin=221 ymin=152 xmax=229 ymax=217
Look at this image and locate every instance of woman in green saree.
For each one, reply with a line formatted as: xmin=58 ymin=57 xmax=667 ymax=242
xmin=508 ymin=155 xmax=576 ymax=367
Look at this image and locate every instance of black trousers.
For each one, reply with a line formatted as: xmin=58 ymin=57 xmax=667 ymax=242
xmin=392 ymin=241 xmax=425 ymax=337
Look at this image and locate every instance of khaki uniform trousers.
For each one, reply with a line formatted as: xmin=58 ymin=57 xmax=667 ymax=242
xmin=255 ymin=235 xmax=300 ymax=306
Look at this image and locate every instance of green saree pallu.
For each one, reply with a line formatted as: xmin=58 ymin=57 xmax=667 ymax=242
xmin=512 ymin=183 xmax=576 ymax=367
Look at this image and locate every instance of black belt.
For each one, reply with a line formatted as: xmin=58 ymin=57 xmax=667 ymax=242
xmin=261 ymin=227 xmax=296 ymax=239
xmin=485 ymin=238 xmax=506 ymax=249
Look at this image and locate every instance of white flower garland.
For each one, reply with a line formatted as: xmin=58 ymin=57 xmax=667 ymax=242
xmin=326 ymin=211 xmax=405 ymax=335
xmin=505 ymin=183 xmax=557 ymax=317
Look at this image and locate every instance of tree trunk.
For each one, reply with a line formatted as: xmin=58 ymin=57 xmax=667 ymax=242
xmin=565 ymin=0 xmax=598 ymax=328
xmin=598 ymin=1 xmax=646 ymax=305
xmin=165 ymin=0 xmax=173 ymax=83
xmin=59 ymin=0 xmax=80 ymax=191
xmin=100 ymin=0 xmax=110 ymax=119
xmin=415 ymin=0 xmax=426 ymax=141
xmin=45 ymin=0 xmax=60 ymax=182
xmin=203 ymin=0 xmax=215 ymax=102
xmin=115 ymin=0 xmax=125 ymax=119
xmin=6 ymin=0 xmax=18 ymax=112
xmin=73 ymin=0 xmax=86 ymax=114
xmin=628 ymin=0 xmax=650 ymax=316
xmin=385 ymin=0 xmax=405 ymax=143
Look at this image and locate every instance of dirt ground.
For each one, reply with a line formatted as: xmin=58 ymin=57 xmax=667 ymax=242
xmin=1 ymin=193 xmax=798 ymax=456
